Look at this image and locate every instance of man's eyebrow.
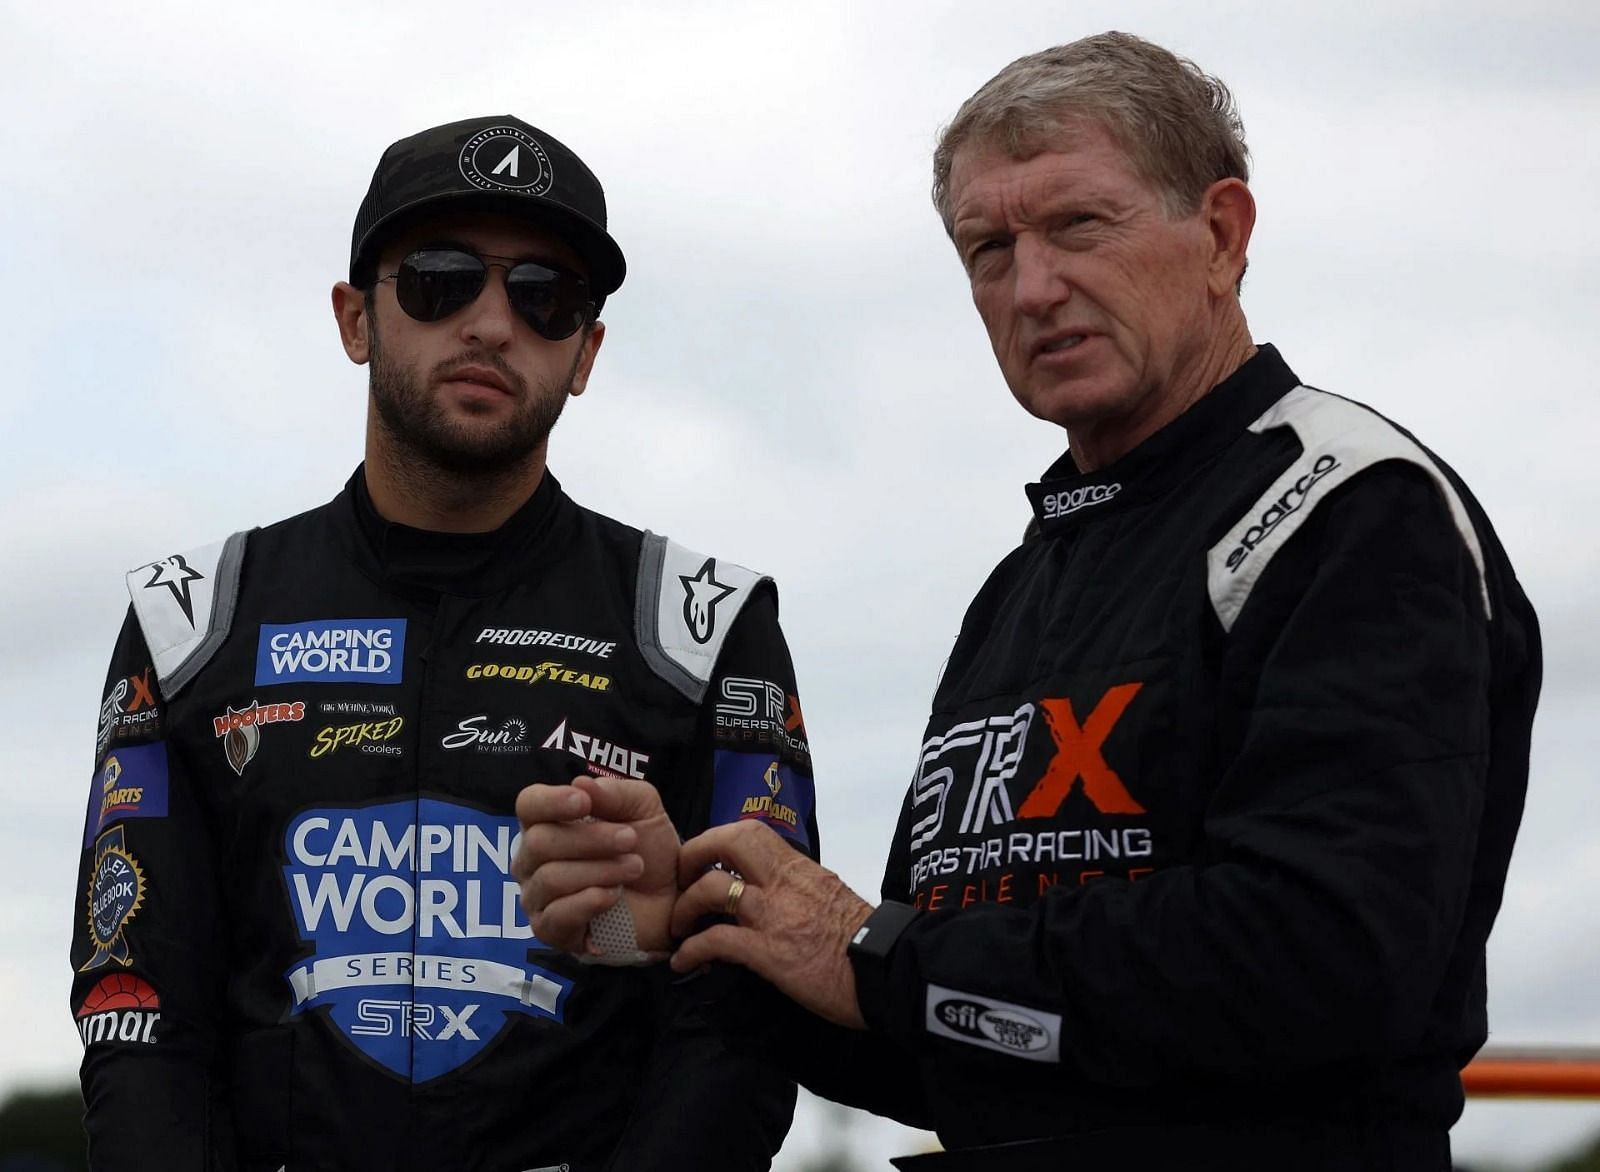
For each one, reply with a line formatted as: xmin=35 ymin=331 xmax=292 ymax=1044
xmin=415 ymin=239 xmax=572 ymax=268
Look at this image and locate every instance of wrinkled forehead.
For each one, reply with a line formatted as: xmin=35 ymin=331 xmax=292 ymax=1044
xmin=373 ymin=209 xmax=589 ymax=277
xmin=947 ymin=116 xmax=1146 ymax=208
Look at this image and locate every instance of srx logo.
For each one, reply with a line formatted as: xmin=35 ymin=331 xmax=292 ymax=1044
xmin=1018 ymin=684 xmax=1145 ymax=817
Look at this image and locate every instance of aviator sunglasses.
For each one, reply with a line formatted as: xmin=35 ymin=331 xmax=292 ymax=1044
xmin=378 ymin=247 xmax=595 ymax=341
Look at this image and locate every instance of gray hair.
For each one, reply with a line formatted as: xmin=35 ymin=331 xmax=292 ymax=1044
xmin=931 ymin=31 xmax=1250 ymax=233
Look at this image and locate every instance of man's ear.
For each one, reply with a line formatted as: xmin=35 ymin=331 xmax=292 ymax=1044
xmin=566 ymin=320 xmax=606 ymax=398
xmin=332 ymin=281 xmax=372 ymax=365
xmin=1201 ymin=178 xmax=1255 ymax=298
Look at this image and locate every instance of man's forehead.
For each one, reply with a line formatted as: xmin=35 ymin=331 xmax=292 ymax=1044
xmin=950 ymin=123 xmax=1139 ymax=218
xmin=377 ymin=210 xmax=588 ymax=272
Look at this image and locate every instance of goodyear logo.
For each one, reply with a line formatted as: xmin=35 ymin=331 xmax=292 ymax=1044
xmin=708 ymin=751 xmax=813 ymax=850
xmin=465 ymin=661 xmax=610 ymax=691
xmin=281 ymin=799 xmax=572 ymax=1082
xmin=256 ymin=619 xmax=406 ymax=685
xmin=83 ymin=743 xmax=169 ymax=848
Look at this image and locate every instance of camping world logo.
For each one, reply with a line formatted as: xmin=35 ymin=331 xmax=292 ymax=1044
xmin=281 ymin=799 xmax=572 ymax=1082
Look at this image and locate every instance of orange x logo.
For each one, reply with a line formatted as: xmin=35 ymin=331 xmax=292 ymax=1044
xmin=1018 ymin=684 xmax=1145 ymax=817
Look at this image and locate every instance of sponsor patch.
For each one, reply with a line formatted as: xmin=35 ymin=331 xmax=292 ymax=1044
xmin=540 ymin=718 xmax=649 ymax=779
xmin=465 ymin=662 xmax=610 ymax=692
xmin=709 ymin=751 xmax=813 ymax=848
xmin=473 ymin=627 xmax=616 ymax=659
xmin=714 ymin=677 xmax=811 ymax=764
xmin=76 ymin=973 xmax=161 ymax=1047
xmin=309 ymin=717 xmax=405 ymax=759
xmin=96 ymin=667 xmax=162 ymax=760
xmin=213 ymin=699 xmax=306 ymax=777
xmin=84 ymin=743 xmax=169 ymax=847
xmin=255 ymin=619 xmax=406 ymax=686
xmin=81 ymin=827 xmax=145 ymax=971
xmin=442 ymin=715 xmax=533 ymax=755
xmin=281 ymin=799 xmax=572 ymax=1082
xmin=1039 ymin=481 xmax=1122 ymax=521
xmin=321 ymin=699 xmax=398 ymax=717
xmin=925 ymin=984 xmax=1061 ymax=1063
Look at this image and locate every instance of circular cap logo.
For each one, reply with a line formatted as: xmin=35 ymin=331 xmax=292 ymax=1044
xmin=459 ymin=126 xmax=554 ymax=195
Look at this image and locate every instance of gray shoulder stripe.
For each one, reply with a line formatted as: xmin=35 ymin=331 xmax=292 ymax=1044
xmin=126 ymin=530 xmax=249 ymax=697
xmin=634 ymin=531 xmax=770 ymax=703
xmin=1207 ymin=387 xmax=1489 ymax=633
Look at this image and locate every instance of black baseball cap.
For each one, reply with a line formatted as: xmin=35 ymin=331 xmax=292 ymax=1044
xmin=349 ymin=115 xmax=626 ymax=302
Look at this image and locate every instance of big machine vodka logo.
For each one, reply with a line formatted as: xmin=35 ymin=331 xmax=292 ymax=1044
xmin=281 ymin=799 xmax=571 ymax=1081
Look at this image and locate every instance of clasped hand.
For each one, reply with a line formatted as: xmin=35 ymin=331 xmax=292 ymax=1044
xmin=511 ymin=774 xmax=872 ymax=1029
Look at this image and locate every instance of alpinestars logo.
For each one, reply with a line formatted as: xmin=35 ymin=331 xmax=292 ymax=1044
xmin=1225 ymin=453 xmax=1341 ymax=572
xmin=141 ymin=555 xmax=205 ymax=627
xmin=680 ymin=557 xmax=736 ymax=645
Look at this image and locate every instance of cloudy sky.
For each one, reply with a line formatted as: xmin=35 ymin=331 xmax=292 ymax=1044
xmin=3 ymin=0 xmax=1597 ymax=1165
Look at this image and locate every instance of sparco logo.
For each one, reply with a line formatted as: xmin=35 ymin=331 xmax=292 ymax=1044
xmin=934 ymin=998 xmax=1051 ymax=1054
xmin=1041 ymin=482 xmax=1121 ymax=519
xmin=1225 ymin=453 xmax=1340 ymax=572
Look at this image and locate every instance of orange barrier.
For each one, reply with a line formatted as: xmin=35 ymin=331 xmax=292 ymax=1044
xmin=1463 ymin=1048 xmax=1600 ymax=1098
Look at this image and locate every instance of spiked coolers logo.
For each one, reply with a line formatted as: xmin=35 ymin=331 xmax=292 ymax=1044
xmin=282 ymin=799 xmax=571 ymax=1081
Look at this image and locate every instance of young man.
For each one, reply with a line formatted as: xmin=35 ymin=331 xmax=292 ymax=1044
xmin=518 ymin=35 xmax=1542 ymax=1170
xmin=70 ymin=115 xmax=816 ymax=1171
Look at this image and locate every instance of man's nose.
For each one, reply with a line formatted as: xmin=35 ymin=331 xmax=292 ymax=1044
xmin=456 ymin=266 xmax=518 ymax=349
xmin=1012 ymin=235 xmax=1071 ymax=318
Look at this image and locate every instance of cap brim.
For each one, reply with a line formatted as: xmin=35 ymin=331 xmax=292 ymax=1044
xmin=351 ymin=190 xmax=626 ymax=297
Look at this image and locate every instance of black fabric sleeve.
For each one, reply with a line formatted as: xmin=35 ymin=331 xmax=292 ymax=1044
xmin=604 ymin=588 xmax=805 ymax=1171
xmin=852 ymin=464 xmax=1522 ymax=1083
xmin=70 ymin=607 xmax=229 ymax=1170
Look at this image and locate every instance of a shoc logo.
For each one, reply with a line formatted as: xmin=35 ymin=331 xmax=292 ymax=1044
xmin=282 ymin=799 xmax=572 ymax=1081
xmin=541 ymin=718 xmax=649 ymax=779
xmin=255 ymin=620 xmax=406 ymax=686
xmin=1225 ymin=453 xmax=1341 ymax=572
xmin=465 ymin=662 xmax=611 ymax=692
xmin=76 ymin=973 xmax=161 ymax=1047
xmin=1040 ymin=482 xmax=1122 ymax=520
xmin=474 ymin=628 xmax=616 ymax=659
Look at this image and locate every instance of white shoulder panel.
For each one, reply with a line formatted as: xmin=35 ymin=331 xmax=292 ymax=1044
xmin=1207 ymin=387 xmax=1489 ymax=633
xmin=126 ymin=531 xmax=249 ymax=697
xmin=635 ymin=532 xmax=771 ymax=703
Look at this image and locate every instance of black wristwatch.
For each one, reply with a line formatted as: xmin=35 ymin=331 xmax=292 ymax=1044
xmin=847 ymin=901 xmax=921 ymax=1024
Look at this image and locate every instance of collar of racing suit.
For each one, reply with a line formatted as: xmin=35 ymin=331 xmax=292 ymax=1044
xmin=1025 ymin=343 xmax=1300 ymax=535
xmin=342 ymin=464 xmax=573 ymax=596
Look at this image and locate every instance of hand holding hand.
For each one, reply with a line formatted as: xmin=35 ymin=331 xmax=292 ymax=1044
xmin=669 ymin=821 xmax=872 ymax=1029
xmin=512 ymin=774 xmax=680 ymax=958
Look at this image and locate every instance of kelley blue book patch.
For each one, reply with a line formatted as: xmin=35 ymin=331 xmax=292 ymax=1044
xmin=256 ymin=619 xmax=406 ymax=685
xmin=709 ymin=750 xmax=814 ymax=849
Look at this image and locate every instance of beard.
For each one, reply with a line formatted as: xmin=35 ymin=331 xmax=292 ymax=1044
xmin=367 ymin=321 xmax=580 ymax=477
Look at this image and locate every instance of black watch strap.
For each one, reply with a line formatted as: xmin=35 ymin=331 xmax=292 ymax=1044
xmin=847 ymin=901 xmax=921 ymax=1028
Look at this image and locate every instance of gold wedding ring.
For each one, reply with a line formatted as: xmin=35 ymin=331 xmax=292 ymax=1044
xmin=724 ymin=875 xmax=747 ymax=918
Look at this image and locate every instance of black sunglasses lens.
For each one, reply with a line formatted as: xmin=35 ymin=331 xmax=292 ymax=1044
xmin=396 ymin=250 xmax=487 ymax=321
xmin=506 ymin=263 xmax=592 ymax=340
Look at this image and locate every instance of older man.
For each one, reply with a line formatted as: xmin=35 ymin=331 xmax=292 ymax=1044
xmin=515 ymin=33 xmax=1541 ymax=1169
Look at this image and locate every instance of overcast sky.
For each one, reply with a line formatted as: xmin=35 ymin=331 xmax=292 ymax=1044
xmin=3 ymin=0 xmax=1598 ymax=1166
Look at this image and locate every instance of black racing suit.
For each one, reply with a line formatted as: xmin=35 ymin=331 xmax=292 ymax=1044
xmin=70 ymin=468 xmax=818 ymax=1172
xmin=757 ymin=346 xmax=1541 ymax=1169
